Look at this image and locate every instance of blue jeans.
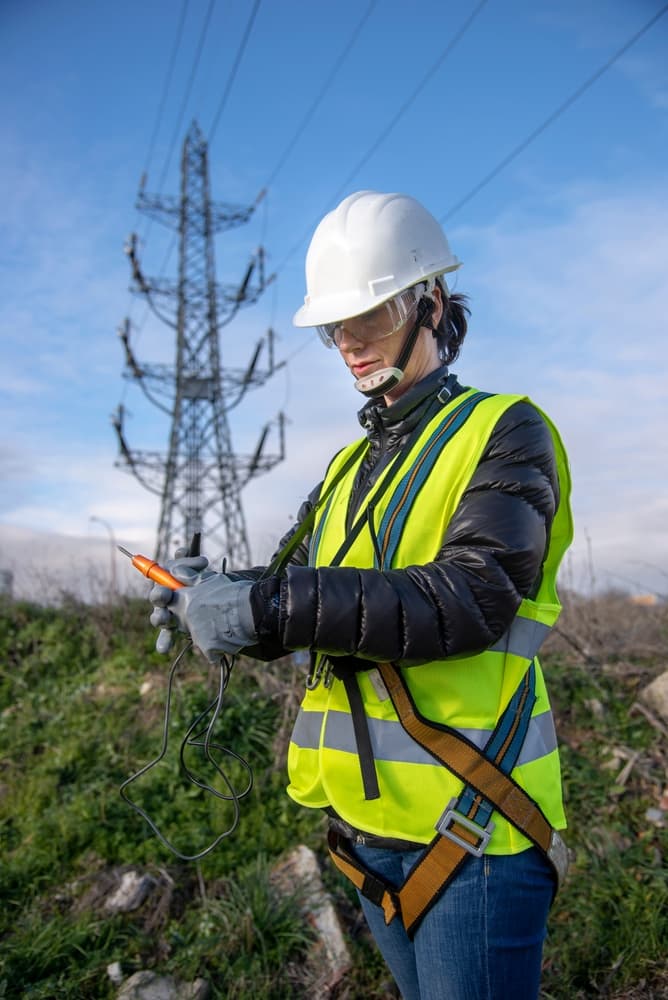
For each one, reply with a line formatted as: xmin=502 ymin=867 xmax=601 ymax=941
xmin=352 ymin=843 xmax=555 ymax=1000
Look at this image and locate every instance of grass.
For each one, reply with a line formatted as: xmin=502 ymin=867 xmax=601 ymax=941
xmin=540 ymin=595 xmax=668 ymax=998
xmin=0 ymin=593 xmax=666 ymax=998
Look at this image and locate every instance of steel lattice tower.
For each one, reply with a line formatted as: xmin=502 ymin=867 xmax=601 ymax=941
xmin=113 ymin=122 xmax=285 ymax=567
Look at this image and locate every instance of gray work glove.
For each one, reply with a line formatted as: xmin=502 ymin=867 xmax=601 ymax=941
xmin=150 ymin=573 xmax=257 ymax=663
xmin=162 ymin=548 xmax=216 ymax=585
xmin=148 ymin=549 xmax=216 ymax=652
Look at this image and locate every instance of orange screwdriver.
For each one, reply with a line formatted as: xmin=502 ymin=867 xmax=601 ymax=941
xmin=117 ymin=546 xmax=184 ymax=589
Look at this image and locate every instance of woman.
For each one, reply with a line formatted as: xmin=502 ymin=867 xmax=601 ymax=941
xmin=150 ymin=190 xmax=573 ymax=1000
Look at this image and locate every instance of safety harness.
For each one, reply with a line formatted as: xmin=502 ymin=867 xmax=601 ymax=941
xmin=274 ymin=379 xmax=570 ymax=938
xmin=327 ymin=657 xmax=569 ymax=938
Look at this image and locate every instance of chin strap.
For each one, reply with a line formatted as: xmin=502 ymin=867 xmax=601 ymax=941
xmin=355 ymin=297 xmax=435 ymax=398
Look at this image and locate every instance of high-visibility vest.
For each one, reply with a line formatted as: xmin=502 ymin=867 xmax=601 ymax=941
xmin=286 ymin=388 xmax=573 ymax=854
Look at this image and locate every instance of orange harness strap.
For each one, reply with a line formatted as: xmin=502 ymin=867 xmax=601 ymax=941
xmin=377 ymin=662 xmax=555 ymax=854
xmin=327 ymin=662 xmax=569 ymax=938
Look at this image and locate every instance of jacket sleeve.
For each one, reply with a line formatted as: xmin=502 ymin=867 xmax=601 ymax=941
xmin=250 ymin=402 xmax=560 ymax=665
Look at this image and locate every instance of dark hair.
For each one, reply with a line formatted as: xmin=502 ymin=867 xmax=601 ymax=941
xmin=435 ymin=279 xmax=470 ymax=364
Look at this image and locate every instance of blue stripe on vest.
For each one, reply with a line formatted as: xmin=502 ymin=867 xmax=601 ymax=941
xmin=457 ymin=661 xmax=537 ymax=827
xmin=309 ymin=490 xmax=336 ymax=567
xmin=375 ymin=391 xmax=493 ymax=569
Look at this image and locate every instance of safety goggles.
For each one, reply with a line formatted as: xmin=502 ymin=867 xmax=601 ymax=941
xmin=316 ymin=287 xmax=421 ymax=349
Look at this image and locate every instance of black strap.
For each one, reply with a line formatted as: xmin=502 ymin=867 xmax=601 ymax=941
xmin=394 ymin=297 xmax=434 ymax=373
xmin=343 ymin=675 xmax=381 ymax=800
xmin=260 ymin=437 xmax=368 ymax=580
xmin=329 ymin=391 xmax=445 ymax=570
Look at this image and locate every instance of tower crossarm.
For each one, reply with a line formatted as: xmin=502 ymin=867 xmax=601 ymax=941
xmin=137 ymin=192 xmax=257 ymax=233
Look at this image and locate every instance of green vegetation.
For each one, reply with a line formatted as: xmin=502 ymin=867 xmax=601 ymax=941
xmin=0 ymin=593 xmax=666 ymax=998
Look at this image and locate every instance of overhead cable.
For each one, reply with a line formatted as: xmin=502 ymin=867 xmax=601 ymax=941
xmin=126 ymin=0 xmax=189 ymax=332
xmin=327 ymin=0 xmax=489 ymax=210
xmin=208 ymin=0 xmax=263 ymax=143
xmin=273 ymin=0 xmax=489 ymax=278
xmin=261 ymin=0 xmax=379 ymax=191
xmin=440 ymin=3 xmax=668 ymax=221
xmin=141 ymin=0 xmax=190 ymax=183
xmin=156 ymin=0 xmax=218 ymax=194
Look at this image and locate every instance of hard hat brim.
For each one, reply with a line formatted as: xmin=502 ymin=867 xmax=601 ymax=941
xmin=292 ymin=261 xmax=461 ymax=328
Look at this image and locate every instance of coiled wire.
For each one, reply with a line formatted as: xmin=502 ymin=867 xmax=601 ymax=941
xmin=120 ymin=641 xmax=253 ymax=860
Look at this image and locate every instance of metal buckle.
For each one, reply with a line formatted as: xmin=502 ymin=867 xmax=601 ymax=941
xmin=305 ymin=657 xmax=333 ymax=690
xmin=547 ymin=830 xmax=570 ymax=889
xmin=435 ymin=798 xmax=495 ymax=858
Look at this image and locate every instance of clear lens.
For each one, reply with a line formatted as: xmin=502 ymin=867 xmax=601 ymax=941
xmin=316 ymin=288 xmax=419 ymax=348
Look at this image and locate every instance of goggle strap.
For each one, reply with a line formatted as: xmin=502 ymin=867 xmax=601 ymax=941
xmin=394 ymin=297 xmax=433 ymax=373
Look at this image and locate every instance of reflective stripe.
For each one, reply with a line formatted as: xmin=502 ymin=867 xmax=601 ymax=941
xmin=291 ymin=707 xmax=557 ymax=767
xmin=292 ymin=707 xmax=325 ymax=749
xmin=489 ymin=616 xmax=551 ymax=660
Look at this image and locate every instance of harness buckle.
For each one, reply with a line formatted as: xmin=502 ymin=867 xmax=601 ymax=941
xmin=546 ymin=829 xmax=570 ymax=889
xmin=435 ymin=798 xmax=495 ymax=858
xmin=305 ymin=657 xmax=333 ymax=690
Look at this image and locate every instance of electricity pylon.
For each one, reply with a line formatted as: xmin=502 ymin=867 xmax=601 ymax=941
xmin=113 ymin=121 xmax=285 ymax=568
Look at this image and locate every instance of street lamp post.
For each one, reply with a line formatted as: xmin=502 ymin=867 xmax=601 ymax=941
xmin=89 ymin=516 xmax=118 ymax=597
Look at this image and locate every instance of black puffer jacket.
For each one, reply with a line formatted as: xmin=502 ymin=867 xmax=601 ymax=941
xmin=249 ymin=367 xmax=559 ymax=666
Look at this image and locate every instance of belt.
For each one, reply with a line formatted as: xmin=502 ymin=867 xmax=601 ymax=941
xmin=326 ymin=810 xmax=426 ymax=852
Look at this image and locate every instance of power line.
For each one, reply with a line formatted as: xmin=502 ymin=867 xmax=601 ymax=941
xmin=327 ymin=0 xmax=489 ymax=210
xmin=125 ymin=0 xmax=190 ymax=331
xmin=273 ymin=0 xmax=489 ymax=278
xmin=208 ymin=0 xmax=263 ymax=144
xmin=156 ymin=0 xmax=217 ymax=194
xmin=261 ymin=0 xmax=379 ymax=192
xmin=141 ymin=0 xmax=190 ymax=182
xmin=440 ymin=3 xmax=668 ymax=222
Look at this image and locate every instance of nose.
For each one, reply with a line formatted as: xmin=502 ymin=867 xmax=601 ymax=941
xmin=335 ymin=324 xmax=364 ymax=351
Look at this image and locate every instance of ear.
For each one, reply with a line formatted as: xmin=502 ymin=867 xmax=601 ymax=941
xmin=431 ymin=282 xmax=445 ymax=328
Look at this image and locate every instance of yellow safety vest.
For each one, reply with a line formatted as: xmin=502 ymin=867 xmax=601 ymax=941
xmin=287 ymin=388 xmax=573 ymax=855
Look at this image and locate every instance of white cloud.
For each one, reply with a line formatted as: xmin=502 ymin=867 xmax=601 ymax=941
xmin=452 ymin=183 xmax=668 ymax=595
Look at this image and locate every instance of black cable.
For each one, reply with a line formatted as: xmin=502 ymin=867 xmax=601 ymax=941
xmin=238 ymin=1 xmax=378 ymax=368
xmin=156 ymin=0 xmax=218 ymax=195
xmin=439 ymin=3 xmax=668 ymax=222
xmin=142 ymin=0 xmax=190 ymax=184
xmin=120 ymin=643 xmax=253 ymax=861
xmin=125 ymin=0 xmax=189 ymax=330
xmin=272 ymin=0 xmax=489 ymax=280
xmin=261 ymin=0 xmax=379 ymax=192
xmin=208 ymin=0 xmax=263 ymax=144
xmin=327 ymin=0 xmax=489 ymax=211
xmin=125 ymin=0 xmax=213 ymax=336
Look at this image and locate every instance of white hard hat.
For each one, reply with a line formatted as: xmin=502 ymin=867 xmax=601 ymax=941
xmin=293 ymin=190 xmax=461 ymax=328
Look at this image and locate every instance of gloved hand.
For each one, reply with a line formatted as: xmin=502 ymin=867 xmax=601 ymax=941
xmin=162 ymin=547 xmax=216 ymax=586
xmin=150 ymin=573 xmax=257 ymax=663
xmin=149 ymin=547 xmax=217 ymax=653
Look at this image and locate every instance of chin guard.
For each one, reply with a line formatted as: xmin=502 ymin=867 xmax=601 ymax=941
xmin=354 ymin=366 xmax=404 ymax=397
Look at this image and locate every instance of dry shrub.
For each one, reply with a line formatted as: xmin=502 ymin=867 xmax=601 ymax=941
xmin=243 ymin=654 xmax=306 ymax=761
xmin=545 ymin=590 xmax=668 ymax=670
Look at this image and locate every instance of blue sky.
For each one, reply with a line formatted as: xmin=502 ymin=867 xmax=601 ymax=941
xmin=1 ymin=0 xmax=667 ymax=600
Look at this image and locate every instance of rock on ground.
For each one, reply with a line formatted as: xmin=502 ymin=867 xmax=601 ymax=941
xmin=116 ymin=970 xmax=209 ymax=1000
